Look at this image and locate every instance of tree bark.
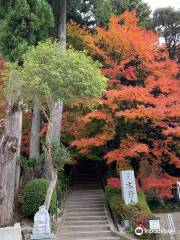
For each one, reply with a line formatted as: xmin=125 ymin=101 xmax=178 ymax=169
xmin=58 ymin=0 xmax=66 ymax=44
xmin=44 ymin=141 xmax=57 ymax=210
xmin=44 ymin=101 xmax=63 ymax=209
xmin=29 ymin=98 xmax=40 ymax=159
xmin=0 ymin=101 xmax=22 ymax=225
xmin=44 ymin=0 xmax=66 ymax=210
xmin=44 ymin=101 xmax=63 ymax=179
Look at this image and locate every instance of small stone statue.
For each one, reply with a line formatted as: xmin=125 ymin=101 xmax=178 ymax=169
xmin=32 ymin=205 xmax=51 ymax=235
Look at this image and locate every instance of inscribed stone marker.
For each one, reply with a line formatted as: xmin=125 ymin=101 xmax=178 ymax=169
xmin=120 ymin=170 xmax=138 ymax=205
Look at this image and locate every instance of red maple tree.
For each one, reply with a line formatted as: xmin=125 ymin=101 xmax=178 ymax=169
xmin=69 ymin=11 xmax=180 ymax=199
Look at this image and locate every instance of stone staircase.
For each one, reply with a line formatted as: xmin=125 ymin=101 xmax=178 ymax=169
xmin=55 ymin=160 xmax=120 ymax=240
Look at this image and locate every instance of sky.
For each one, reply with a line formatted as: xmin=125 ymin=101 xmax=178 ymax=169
xmin=144 ymin=0 xmax=180 ymax=12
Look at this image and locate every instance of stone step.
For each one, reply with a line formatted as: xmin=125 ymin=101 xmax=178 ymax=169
xmin=71 ymin=185 xmax=102 ymax=188
xmin=67 ymin=201 xmax=105 ymax=206
xmin=62 ymin=225 xmax=109 ymax=232
xmin=72 ymin=179 xmax=99 ymax=181
xmin=70 ymin=191 xmax=103 ymax=194
xmin=61 ymin=230 xmax=112 ymax=239
xmin=72 ymin=175 xmax=99 ymax=178
xmin=55 ymin=162 xmax=119 ymax=240
xmin=71 ymin=183 xmax=101 ymax=185
xmin=71 ymin=185 xmax=101 ymax=187
xmin=71 ymin=183 xmax=100 ymax=185
xmin=67 ymin=203 xmax=105 ymax=207
xmin=73 ymin=170 xmax=96 ymax=172
xmin=64 ymin=216 xmax=108 ymax=221
xmin=67 ymin=203 xmax=105 ymax=209
xmin=72 ymin=179 xmax=99 ymax=182
xmin=63 ymin=220 xmax=109 ymax=226
xmin=68 ymin=195 xmax=104 ymax=199
xmin=68 ymin=201 xmax=104 ymax=204
xmin=71 ymin=181 xmax=100 ymax=183
xmin=71 ymin=188 xmax=102 ymax=190
xmin=65 ymin=212 xmax=106 ymax=217
xmin=72 ymin=172 xmax=97 ymax=175
xmin=61 ymin=237 xmax=120 ymax=240
xmin=72 ymin=172 xmax=97 ymax=174
xmin=67 ymin=199 xmax=104 ymax=203
xmin=72 ymin=177 xmax=98 ymax=180
xmin=68 ymin=197 xmax=104 ymax=201
xmin=66 ymin=207 xmax=105 ymax=213
xmin=71 ymin=187 xmax=102 ymax=189
xmin=69 ymin=195 xmax=104 ymax=198
xmin=67 ymin=200 xmax=104 ymax=204
xmin=70 ymin=190 xmax=104 ymax=193
xmin=71 ymin=189 xmax=104 ymax=195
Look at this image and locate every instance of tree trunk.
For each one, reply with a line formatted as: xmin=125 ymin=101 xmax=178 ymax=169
xmin=29 ymin=98 xmax=40 ymax=159
xmin=0 ymin=101 xmax=22 ymax=225
xmin=44 ymin=141 xmax=57 ymax=210
xmin=58 ymin=0 xmax=66 ymax=44
xmin=44 ymin=101 xmax=63 ymax=209
xmin=46 ymin=101 xmax=63 ymax=143
xmin=44 ymin=0 xmax=66 ymax=210
xmin=44 ymin=101 xmax=63 ymax=179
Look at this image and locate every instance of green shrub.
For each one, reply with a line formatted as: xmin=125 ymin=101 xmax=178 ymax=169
xmin=105 ymin=185 xmax=153 ymax=239
xmin=105 ymin=185 xmax=151 ymax=220
xmin=20 ymin=154 xmax=45 ymax=178
xmin=23 ymin=179 xmax=57 ymax=217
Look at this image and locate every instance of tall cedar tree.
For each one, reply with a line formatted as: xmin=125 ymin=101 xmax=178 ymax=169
xmin=0 ymin=0 xmax=54 ymax=225
xmin=48 ymin=0 xmax=151 ymax=28
xmin=0 ymin=0 xmax=54 ymax=62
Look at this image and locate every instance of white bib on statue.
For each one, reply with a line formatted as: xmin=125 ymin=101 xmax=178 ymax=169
xmin=32 ymin=205 xmax=51 ymax=235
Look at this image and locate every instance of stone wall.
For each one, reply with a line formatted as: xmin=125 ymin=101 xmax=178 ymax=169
xmin=0 ymin=223 xmax=22 ymax=240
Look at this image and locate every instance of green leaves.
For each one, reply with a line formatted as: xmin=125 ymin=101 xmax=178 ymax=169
xmin=51 ymin=141 xmax=71 ymax=170
xmin=0 ymin=0 xmax=54 ymax=62
xmin=18 ymin=40 xmax=107 ymax=109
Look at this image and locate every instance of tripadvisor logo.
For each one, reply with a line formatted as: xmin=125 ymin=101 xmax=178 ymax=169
xmin=135 ymin=227 xmax=175 ymax=235
xmin=135 ymin=227 xmax=144 ymax=236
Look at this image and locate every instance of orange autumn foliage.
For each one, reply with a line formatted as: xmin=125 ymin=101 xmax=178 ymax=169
xmin=67 ymin=21 xmax=89 ymax=50
xmin=105 ymin=137 xmax=149 ymax=163
xmin=21 ymin=128 xmax=30 ymax=155
xmin=68 ymin=12 xmax=180 ymax=198
xmin=84 ymin=11 xmax=158 ymax=67
xmin=163 ymin=127 xmax=180 ymax=137
xmin=142 ymin=175 xmax=179 ymax=199
xmin=107 ymin=177 xmax=140 ymax=191
xmin=71 ymin=137 xmax=106 ymax=153
xmin=107 ymin=177 xmax=121 ymax=188
xmin=39 ymin=123 xmax=48 ymax=139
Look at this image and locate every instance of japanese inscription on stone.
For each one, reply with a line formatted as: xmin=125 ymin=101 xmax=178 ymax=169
xmin=120 ymin=170 xmax=138 ymax=205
